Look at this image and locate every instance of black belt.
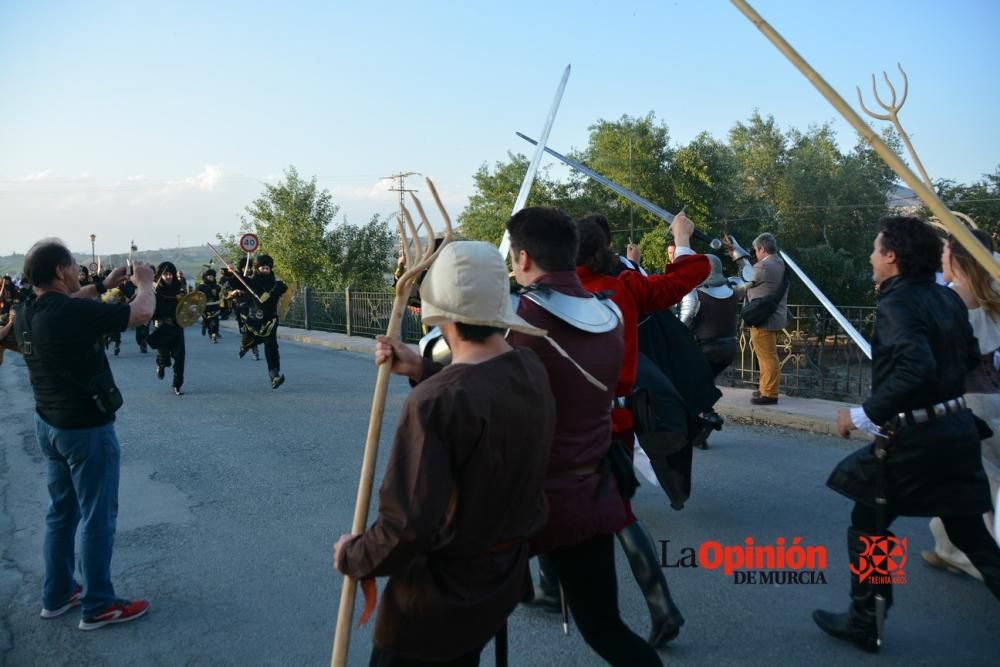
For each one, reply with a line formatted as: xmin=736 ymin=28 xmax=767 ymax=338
xmin=611 ymin=396 xmax=630 ymax=409
xmin=895 ymin=396 xmax=966 ymax=427
xmin=154 ymin=318 xmax=176 ymax=327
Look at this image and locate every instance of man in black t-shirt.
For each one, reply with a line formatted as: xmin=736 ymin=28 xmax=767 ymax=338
xmin=13 ymin=239 xmax=155 ymax=631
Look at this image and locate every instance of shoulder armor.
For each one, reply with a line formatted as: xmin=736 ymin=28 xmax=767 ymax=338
xmin=516 ymin=289 xmax=621 ymax=334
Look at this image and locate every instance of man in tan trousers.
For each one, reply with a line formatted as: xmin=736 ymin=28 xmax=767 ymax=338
xmin=745 ymin=233 xmax=788 ymax=405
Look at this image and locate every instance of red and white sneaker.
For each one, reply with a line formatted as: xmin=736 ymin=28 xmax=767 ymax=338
xmin=40 ymin=584 xmax=83 ymax=618
xmin=78 ymin=599 xmax=150 ymax=631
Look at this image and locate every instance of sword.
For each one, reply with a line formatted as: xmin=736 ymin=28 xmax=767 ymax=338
xmin=498 ymin=64 xmax=571 ymax=259
xmin=779 ymin=251 xmax=872 ymax=360
xmin=515 ymin=132 xmax=723 ymax=250
xmin=205 ymin=242 xmax=263 ymax=304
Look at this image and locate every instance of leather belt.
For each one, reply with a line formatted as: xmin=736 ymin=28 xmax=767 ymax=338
xmin=611 ymin=396 xmax=630 ymax=409
xmin=154 ymin=318 xmax=176 ymax=327
xmin=896 ymin=396 xmax=966 ymax=426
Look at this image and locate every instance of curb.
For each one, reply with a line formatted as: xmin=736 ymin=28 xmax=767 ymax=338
xmin=223 ymin=321 xmax=865 ymax=441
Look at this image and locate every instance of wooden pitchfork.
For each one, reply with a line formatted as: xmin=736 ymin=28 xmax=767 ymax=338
xmin=729 ymin=0 xmax=1000 ymax=281
xmin=330 ymin=178 xmax=453 ymax=667
xmin=857 ymin=64 xmax=980 ymax=232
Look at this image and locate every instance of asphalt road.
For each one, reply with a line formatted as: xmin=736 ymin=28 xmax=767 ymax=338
xmin=1 ymin=327 xmax=997 ymax=666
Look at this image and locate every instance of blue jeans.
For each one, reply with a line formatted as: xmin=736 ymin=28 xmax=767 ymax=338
xmin=34 ymin=414 xmax=120 ymax=615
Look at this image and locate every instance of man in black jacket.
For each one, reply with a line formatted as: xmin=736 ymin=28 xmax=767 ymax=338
xmin=14 ymin=239 xmax=154 ymax=630
xmin=814 ymin=216 xmax=1000 ymax=652
xmin=238 ymin=254 xmax=288 ymax=389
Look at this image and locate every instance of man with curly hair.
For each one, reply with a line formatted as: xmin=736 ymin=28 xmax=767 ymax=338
xmin=814 ymin=216 xmax=1000 ymax=652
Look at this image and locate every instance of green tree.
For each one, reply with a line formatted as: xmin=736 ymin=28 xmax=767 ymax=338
xmin=458 ymin=153 xmax=564 ymax=245
xmin=328 ymin=215 xmax=395 ymax=289
xmin=241 ymin=165 xmax=394 ymax=290
xmin=930 ymin=166 xmax=1000 ymax=243
xmin=573 ymin=112 xmax=675 ymax=251
xmin=637 ymin=222 xmax=670 ymax=271
xmin=244 ymin=166 xmax=339 ymax=289
xmin=667 ymin=131 xmax=740 ymax=239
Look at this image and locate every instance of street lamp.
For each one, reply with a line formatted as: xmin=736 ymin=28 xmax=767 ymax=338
xmin=89 ymin=234 xmax=96 ymax=265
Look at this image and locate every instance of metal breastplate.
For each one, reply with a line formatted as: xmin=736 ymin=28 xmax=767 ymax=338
xmin=515 ymin=289 xmax=621 ymax=333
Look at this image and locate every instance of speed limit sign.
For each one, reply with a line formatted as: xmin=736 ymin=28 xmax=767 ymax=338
xmin=239 ymin=233 xmax=260 ymax=254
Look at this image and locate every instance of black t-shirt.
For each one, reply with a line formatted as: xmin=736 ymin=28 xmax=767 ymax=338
xmin=16 ymin=292 xmax=131 ymax=429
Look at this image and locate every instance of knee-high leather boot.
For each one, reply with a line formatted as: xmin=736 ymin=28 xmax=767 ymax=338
xmin=522 ymin=555 xmax=560 ymax=613
xmin=617 ymin=520 xmax=685 ymax=647
xmin=813 ymin=527 xmax=893 ymax=653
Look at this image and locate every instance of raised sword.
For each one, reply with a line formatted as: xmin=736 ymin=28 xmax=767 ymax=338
xmin=498 ymin=64 xmax=571 ymax=259
xmin=515 ymin=132 xmax=722 ymax=250
xmin=779 ymin=250 xmax=871 ymax=360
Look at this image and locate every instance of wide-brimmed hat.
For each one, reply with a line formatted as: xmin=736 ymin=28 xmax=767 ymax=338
xmin=420 ymin=241 xmax=546 ymax=337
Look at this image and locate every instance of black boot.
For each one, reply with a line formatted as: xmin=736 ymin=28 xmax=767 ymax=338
xmin=617 ymin=520 xmax=684 ymax=648
xmin=522 ymin=555 xmax=560 ymax=614
xmin=813 ymin=528 xmax=892 ymax=653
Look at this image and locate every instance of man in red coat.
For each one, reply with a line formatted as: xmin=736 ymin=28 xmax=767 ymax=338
xmin=575 ymin=212 xmax=709 ymax=648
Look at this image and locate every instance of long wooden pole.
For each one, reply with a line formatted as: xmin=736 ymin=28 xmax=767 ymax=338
xmin=330 ymin=180 xmax=452 ymax=667
xmin=730 ymin=0 xmax=1000 ymax=282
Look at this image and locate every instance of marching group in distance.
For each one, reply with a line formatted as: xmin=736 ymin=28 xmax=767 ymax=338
xmin=1 ymin=253 xmax=289 ymax=393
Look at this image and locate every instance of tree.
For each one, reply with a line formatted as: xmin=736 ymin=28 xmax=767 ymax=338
xmin=328 ymin=215 xmax=395 ymax=290
xmin=667 ymin=131 xmax=740 ymax=240
xmin=244 ymin=166 xmax=339 ymax=289
xmin=930 ymin=166 xmax=1000 ymax=243
xmin=240 ymin=165 xmax=395 ymax=290
xmin=572 ymin=113 xmax=675 ymax=251
xmin=458 ymin=153 xmax=564 ymax=245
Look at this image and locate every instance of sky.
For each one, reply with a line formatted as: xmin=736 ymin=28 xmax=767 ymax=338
xmin=1 ymin=0 xmax=998 ymax=257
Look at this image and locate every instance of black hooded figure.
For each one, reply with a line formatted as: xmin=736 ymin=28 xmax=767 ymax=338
xmin=240 ymin=254 xmax=288 ymax=389
xmin=197 ymin=268 xmax=222 ymax=342
xmin=150 ymin=261 xmax=186 ymax=395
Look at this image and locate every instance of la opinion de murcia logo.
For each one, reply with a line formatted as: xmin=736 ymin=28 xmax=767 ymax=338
xmin=659 ymin=537 xmax=829 ymax=585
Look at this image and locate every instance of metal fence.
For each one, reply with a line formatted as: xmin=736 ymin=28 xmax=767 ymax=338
xmin=282 ymin=287 xmax=425 ymax=344
xmin=719 ymin=304 xmax=874 ymax=402
xmin=282 ymin=288 xmax=874 ymax=401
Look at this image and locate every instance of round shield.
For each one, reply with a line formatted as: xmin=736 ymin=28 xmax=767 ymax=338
xmin=175 ymin=291 xmax=207 ymax=328
xmin=277 ymin=287 xmax=295 ymax=320
xmin=239 ymin=233 xmax=260 ymax=253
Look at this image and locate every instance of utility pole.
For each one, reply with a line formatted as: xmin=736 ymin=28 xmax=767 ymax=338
xmin=381 ymin=171 xmax=421 ymax=263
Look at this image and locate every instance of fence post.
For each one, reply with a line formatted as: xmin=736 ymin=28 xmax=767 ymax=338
xmin=303 ymin=286 xmax=312 ymax=331
xmin=345 ymin=285 xmax=353 ymax=337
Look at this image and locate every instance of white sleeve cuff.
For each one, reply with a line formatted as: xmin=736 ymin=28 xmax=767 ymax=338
xmin=674 ymin=246 xmax=695 ymax=257
xmin=850 ymin=406 xmax=882 ymax=437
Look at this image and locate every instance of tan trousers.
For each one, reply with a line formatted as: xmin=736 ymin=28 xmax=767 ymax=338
xmin=750 ymin=327 xmax=780 ymax=398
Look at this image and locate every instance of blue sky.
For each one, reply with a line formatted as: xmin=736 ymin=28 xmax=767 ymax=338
xmin=1 ymin=0 xmax=997 ymax=256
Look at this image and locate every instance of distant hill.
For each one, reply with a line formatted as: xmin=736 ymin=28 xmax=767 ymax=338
xmin=0 ymin=245 xmax=220 ymax=284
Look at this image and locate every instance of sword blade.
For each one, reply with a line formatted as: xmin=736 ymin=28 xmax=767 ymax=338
xmin=516 ymin=131 xmax=676 ymax=223
xmin=498 ymin=65 xmax=571 ymax=259
xmin=779 ymin=251 xmax=872 ymax=360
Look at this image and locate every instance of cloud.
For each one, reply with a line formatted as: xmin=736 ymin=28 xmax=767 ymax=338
xmin=163 ymin=164 xmax=224 ymax=193
xmin=331 ymin=178 xmax=395 ymax=201
xmin=20 ymin=169 xmax=54 ymax=181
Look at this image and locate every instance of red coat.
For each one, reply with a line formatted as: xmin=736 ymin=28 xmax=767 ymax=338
xmin=577 ymin=253 xmax=710 ymax=433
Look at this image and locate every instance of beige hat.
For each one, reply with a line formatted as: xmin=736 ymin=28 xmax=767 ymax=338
xmin=420 ymin=241 xmax=547 ymax=337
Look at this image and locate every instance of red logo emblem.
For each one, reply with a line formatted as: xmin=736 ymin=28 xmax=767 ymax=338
xmin=850 ymin=535 xmax=907 ymax=584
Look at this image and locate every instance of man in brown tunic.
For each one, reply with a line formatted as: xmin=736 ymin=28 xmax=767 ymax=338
xmin=334 ymin=241 xmax=556 ymax=667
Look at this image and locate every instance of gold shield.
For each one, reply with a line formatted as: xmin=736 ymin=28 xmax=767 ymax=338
xmin=175 ymin=291 xmax=207 ymax=328
xmin=278 ymin=287 xmax=295 ymax=320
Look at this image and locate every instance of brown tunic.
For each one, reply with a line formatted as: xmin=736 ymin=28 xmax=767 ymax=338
xmin=507 ymin=271 xmax=628 ymax=554
xmin=339 ymin=348 xmax=556 ymax=660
